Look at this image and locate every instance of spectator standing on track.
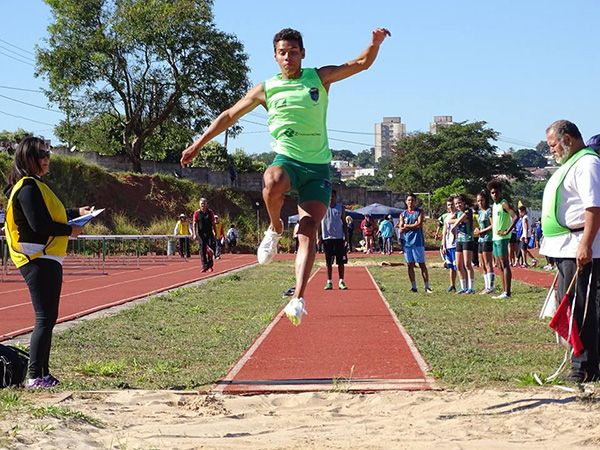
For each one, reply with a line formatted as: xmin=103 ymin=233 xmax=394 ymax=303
xmin=440 ymin=196 xmax=458 ymax=292
xmin=192 ymin=198 xmax=216 ymax=272
xmin=360 ymin=213 xmax=375 ymax=254
xmin=345 ymin=214 xmax=354 ymax=252
xmin=449 ymin=194 xmax=476 ymax=294
xmin=399 ymin=193 xmax=432 ymax=293
xmin=226 ymin=223 xmax=239 ymax=253
xmin=214 ymin=215 xmax=225 ymax=259
xmin=319 ymin=189 xmax=348 ymax=290
xmin=474 ymin=190 xmax=495 ymax=294
xmin=4 ymin=137 xmax=89 ymax=389
xmin=517 ymin=206 xmax=538 ymax=267
xmin=540 ymin=120 xmax=600 ymax=382
xmin=173 ymin=213 xmax=192 ymax=258
xmin=379 ymin=215 xmax=394 ymax=255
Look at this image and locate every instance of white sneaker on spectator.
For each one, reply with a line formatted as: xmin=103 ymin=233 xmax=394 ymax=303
xmin=283 ymin=297 xmax=307 ymax=326
xmin=257 ymin=224 xmax=282 ymax=264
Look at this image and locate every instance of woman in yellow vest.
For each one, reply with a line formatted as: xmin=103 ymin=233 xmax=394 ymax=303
xmin=4 ymin=137 xmax=90 ymax=389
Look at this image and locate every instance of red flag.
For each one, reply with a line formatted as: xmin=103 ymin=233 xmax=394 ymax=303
xmin=549 ymin=291 xmax=584 ymax=356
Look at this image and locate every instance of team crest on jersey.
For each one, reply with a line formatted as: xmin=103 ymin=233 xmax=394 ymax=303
xmin=309 ymin=87 xmax=319 ymax=102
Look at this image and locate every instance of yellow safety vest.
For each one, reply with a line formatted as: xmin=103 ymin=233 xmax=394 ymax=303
xmin=4 ymin=177 xmax=69 ymax=267
xmin=176 ymin=220 xmax=190 ymax=235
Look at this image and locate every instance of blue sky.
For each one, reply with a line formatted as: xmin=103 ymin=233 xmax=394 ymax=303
xmin=1 ymin=0 xmax=599 ymax=154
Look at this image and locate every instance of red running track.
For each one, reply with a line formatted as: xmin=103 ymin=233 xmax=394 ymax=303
xmin=0 ymin=254 xmax=255 ymax=341
xmin=215 ymin=266 xmax=436 ymax=394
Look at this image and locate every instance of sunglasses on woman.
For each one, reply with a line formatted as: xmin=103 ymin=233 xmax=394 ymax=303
xmin=37 ymin=149 xmax=51 ymax=159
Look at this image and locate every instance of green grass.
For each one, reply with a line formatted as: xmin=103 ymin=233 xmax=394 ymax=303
xmin=51 ymin=264 xmax=296 ymax=390
xmin=32 ymin=258 xmax=565 ymax=391
xmin=369 ymin=262 xmax=564 ymax=388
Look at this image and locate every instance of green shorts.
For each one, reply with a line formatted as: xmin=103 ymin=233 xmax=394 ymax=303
xmin=271 ymin=153 xmax=332 ymax=206
xmin=492 ymin=239 xmax=510 ymax=257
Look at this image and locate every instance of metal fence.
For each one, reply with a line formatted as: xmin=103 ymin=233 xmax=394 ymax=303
xmin=1 ymin=234 xmax=192 ymax=281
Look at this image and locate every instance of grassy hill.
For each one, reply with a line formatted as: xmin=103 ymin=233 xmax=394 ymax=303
xmin=0 ymin=153 xmax=282 ymax=249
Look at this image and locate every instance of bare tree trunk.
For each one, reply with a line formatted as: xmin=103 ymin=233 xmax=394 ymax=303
xmin=123 ymin=134 xmax=143 ymax=173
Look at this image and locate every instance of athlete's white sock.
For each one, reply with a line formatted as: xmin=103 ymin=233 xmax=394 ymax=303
xmin=468 ymin=277 xmax=474 ymax=291
xmin=483 ymin=273 xmax=490 ymax=290
xmin=460 ymin=279 xmax=466 ymax=291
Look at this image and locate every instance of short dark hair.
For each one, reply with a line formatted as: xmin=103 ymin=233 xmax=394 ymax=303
xmin=487 ymin=179 xmax=503 ymax=193
xmin=446 ymin=195 xmax=455 ymax=203
xmin=546 ymin=120 xmax=583 ymax=141
xmin=273 ymin=28 xmax=303 ymax=50
xmin=8 ymin=136 xmax=47 ymax=186
xmin=518 ymin=205 xmax=527 ymax=212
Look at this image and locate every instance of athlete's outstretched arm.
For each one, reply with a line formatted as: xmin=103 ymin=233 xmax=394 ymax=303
xmin=317 ymin=28 xmax=390 ymax=89
xmin=180 ymin=84 xmax=266 ymax=166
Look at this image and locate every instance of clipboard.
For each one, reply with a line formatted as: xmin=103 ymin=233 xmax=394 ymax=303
xmin=68 ymin=208 xmax=105 ymax=226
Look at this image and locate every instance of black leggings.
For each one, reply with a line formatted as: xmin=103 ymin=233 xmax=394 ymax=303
xmin=198 ymin=235 xmax=214 ymax=270
xmin=19 ymin=258 xmax=63 ymax=379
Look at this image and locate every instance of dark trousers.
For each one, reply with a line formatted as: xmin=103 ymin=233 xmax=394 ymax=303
xmin=178 ymin=237 xmax=191 ymax=258
xmin=556 ymin=258 xmax=600 ymax=371
xmin=198 ymin=235 xmax=214 ymax=270
xmin=19 ymin=258 xmax=63 ymax=379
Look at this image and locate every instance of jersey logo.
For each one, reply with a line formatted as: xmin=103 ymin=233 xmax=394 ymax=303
xmin=309 ymin=87 xmax=319 ymax=102
xmin=281 ymin=128 xmax=298 ymax=138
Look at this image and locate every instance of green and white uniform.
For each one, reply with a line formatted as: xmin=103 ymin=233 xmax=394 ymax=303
xmin=264 ymin=68 xmax=332 ymax=205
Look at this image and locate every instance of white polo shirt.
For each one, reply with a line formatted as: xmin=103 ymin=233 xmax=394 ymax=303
xmin=540 ymin=153 xmax=600 ymax=258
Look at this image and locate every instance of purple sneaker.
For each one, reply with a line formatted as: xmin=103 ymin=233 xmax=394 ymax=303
xmin=43 ymin=374 xmax=60 ymax=386
xmin=26 ymin=374 xmax=60 ymax=389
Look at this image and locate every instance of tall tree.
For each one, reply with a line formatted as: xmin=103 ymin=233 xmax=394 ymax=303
xmin=37 ymin=0 xmax=250 ymax=172
xmin=331 ymin=149 xmax=355 ymax=162
xmin=536 ymin=140 xmax=550 ymax=156
xmin=512 ymin=148 xmax=547 ymax=168
xmin=387 ymin=122 xmax=526 ymax=194
xmin=190 ymin=141 xmax=229 ymax=171
xmin=353 ymin=148 xmax=374 ymax=168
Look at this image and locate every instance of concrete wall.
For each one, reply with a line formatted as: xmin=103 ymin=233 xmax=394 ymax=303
xmin=55 ymin=149 xmax=406 ymax=207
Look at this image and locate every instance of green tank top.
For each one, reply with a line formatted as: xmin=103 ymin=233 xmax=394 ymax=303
xmin=541 ymin=147 xmax=599 ymax=237
xmin=264 ymin=68 xmax=331 ymax=164
xmin=492 ymin=200 xmax=511 ymax=241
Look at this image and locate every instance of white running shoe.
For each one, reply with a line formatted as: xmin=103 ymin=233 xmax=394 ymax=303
xmin=283 ymin=297 xmax=307 ymax=326
xmin=257 ymin=226 xmax=282 ymax=264
xmin=492 ymin=292 xmax=511 ymax=300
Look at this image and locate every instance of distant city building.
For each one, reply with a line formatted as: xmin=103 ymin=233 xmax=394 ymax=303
xmin=429 ymin=115 xmax=454 ymax=134
xmin=374 ymin=117 xmax=406 ymax=162
xmin=330 ymin=160 xmax=351 ymax=169
xmin=354 ymin=168 xmax=376 ymax=177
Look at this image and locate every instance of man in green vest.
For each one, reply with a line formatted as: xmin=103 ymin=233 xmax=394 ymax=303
xmin=181 ymin=27 xmax=390 ymax=325
xmin=540 ymin=120 xmax=600 ymax=383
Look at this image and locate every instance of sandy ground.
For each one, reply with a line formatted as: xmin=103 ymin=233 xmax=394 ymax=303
xmin=4 ymin=387 xmax=600 ymax=449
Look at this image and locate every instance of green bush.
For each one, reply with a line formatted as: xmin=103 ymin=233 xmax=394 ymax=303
xmin=112 ymin=212 xmax=141 ymax=235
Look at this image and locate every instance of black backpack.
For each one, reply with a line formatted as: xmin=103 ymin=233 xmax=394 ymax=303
xmin=0 ymin=344 xmax=29 ymax=388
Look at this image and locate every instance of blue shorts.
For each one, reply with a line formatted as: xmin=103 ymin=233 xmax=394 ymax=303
xmin=444 ymin=247 xmax=457 ymax=270
xmin=405 ymin=246 xmax=426 ymax=264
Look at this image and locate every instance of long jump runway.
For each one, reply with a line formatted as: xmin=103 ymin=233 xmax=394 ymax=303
xmin=0 ymin=254 xmax=255 ymax=341
xmin=215 ymin=266 xmax=436 ymax=394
